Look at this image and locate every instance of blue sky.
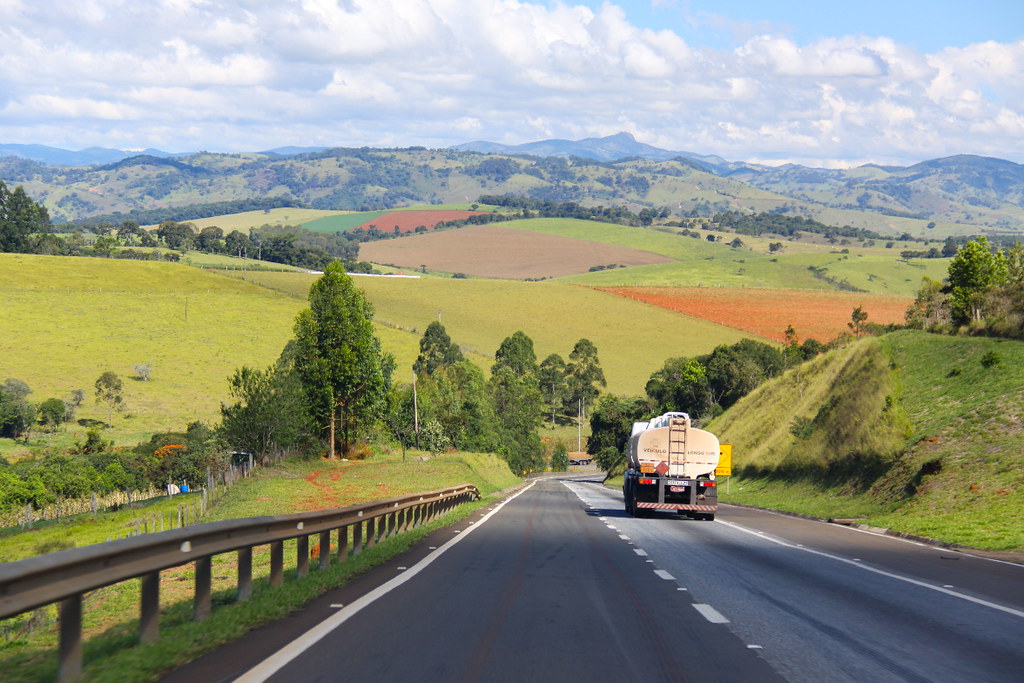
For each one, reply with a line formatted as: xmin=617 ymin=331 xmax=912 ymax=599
xmin=1 ymin=0 xmax=1022 ymax=166
xmin=571 ymin=1 xmax=1024 ymax=52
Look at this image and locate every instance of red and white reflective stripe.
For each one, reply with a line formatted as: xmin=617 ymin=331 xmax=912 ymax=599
xmin=636 ymin=503 xmax=717 ymax=511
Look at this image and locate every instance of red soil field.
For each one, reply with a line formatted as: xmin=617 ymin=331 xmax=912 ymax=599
xmin=597 ymin=287 xmax=913 ymax=343
xmin=355 ymin=210 xmax=487 ymax=233
xmin=360 ymin=225 xmax=674 ymax=279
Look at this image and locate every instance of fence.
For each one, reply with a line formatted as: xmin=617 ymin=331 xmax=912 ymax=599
xmin=0 ymin=484 xmax=479 ymax=682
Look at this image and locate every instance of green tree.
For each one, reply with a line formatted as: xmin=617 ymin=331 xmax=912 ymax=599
xmin=948 ymin=237 xmax=1009 ymax=324
xmin=538 ymin=353 xmax=568 ymax=427
xmin=646 ymin=357 xmax=711 ymax=417
xmin=489 ymin=332 xmax=542 ymax=473
xmin=38 ymin=397 xmax=67 ymax=432
xmin=848 ymin=306 xmax=868 ymax=337
xmin=94 ymin=371 xmax=124 ymax=423
xmin=220 ymin=345 xmax=310 ymax=462
xmin=565 ymin=338 xmax=606 ymax=417
xmin=550 ymin=441 xmax=569 ymax=472
xmin=586 ymin=395 xmax=653 ymax=467
xmin=492 ymin=330 xmax=538 ymax=376
xmin=413 ymin=321 xmax=464 ymax=376
xmin=0 ymin=181 xmax=51 ymax=253
xmin=293 ymin=261 xmax=393 ymax=457
xmin=156 ymin=220 xmax=196 ymax=251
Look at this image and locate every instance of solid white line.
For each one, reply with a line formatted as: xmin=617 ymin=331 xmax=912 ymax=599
xmin=654 ymin=569 xmax=675 ymax=581
xmin=716 ymin=519 xmax=1024 ymax=620
xmin=236 ymin=482 xmax=538 ymax=682
xmin=693 ymin=603 xmax=730 ymax=624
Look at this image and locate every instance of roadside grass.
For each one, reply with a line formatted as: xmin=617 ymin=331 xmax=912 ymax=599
xmin=0 ymin=450 xmax=521 ymax=682
xmin=226 ymin=271 xmax=759 ymax=395
xmin=710 ymin=331 xmax=1024 ymax=551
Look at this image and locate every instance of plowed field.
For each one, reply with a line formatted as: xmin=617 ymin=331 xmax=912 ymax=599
xmin=597 ymin=287 xmax=912 ymax=343
xmin=360 ymin=225 xmax=674 ymax=278
xmin=354 ymin=209 xmax=486 ymax=233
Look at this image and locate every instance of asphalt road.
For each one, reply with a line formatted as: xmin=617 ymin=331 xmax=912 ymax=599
xmin=170 ymin=475 xmax=1024 ymax=682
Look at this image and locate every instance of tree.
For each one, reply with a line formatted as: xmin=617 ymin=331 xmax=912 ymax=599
xmin=769 ymin=242 xmax=784 ymax=254
xmin=198 ymin=226 xmax=225 ymax=253
xmin=587 ymin=395 xmax=653 ymax=468
xmin=948 ymin=237 xmax=1009 ymax=324
xmin=293 ymin=261 xmax=393 ymax=457
xmin=538 ymin=353 xmax=568 ymax=426
xmin=219 ymin=346 xmax=310 ymax=462
xmin=646 ymin=357 xmax=711 ymax=417
xmin=0 ymin=181 xmax=51 ymax=253
xmin=492 ymin=330 xmax=538 ymax=377
xmin=156 ymin=221 xmax=196 ymax=251
xmin=226 ymin=230 xmax=252 ymax=257
xmin=489 ymin=332 xmax=542 ymax=473
xmin=134 ymin=363 xmax=152 ymax=381
xmin=848 ymin=306 xmax=868 ymax=337
xmin=413 ymin=321 xmax=464 ymax=376
xmin=550 ymin=441 xmax=569 ymax=472
xmin=38 ymin=398 xmax=66 ymax=432
xmin=94 ymin=371 xmax=124 ymax=423
xmin=565 ymin=338 xmax=606 ymax=418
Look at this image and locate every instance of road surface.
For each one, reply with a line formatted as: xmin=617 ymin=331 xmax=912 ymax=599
xmin=167 ymin=475 xmax=1024 ymax=682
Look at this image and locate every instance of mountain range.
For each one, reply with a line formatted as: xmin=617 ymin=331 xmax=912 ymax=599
xmin=1 ymin=134 xmax=1023 ymax=235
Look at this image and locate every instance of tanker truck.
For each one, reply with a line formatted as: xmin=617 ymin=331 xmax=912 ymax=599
xmin=622 ymin=412 xmax=720 ymax=520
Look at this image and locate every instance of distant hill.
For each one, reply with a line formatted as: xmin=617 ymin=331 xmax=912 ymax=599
xmin=0 ymin=143 xmax=176 ymax=166
xmin=451 ymin=132 xmax=731 ymax=170
xmin=2 ymin=136 xmax=1023 ymax=236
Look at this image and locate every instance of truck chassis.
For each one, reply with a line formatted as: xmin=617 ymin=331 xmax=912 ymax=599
xmin=623 ymin=470 xmax=717 ymax=521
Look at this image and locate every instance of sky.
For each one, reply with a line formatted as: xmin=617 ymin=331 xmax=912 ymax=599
xmin=1 ymin=0 xmax=1022 ymax=167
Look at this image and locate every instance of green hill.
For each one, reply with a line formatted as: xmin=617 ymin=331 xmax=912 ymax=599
xmin=710 ymin=330 xmax=1024 ymax=551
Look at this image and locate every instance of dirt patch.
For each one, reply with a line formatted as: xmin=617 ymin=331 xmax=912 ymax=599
xmin=354 ymin=210 xmax=487 ymax=234
xmin=360 ymin=225 xmax=674 ymax=279
xmin=597 ymin=286 xmax=912 ymax=343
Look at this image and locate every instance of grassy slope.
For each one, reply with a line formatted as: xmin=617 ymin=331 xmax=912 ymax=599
xmin=227 ymin=271 xmax=758 ymax=395
xmin=708 ymin=331 xmax=1024 ymax=550
xmin=0 ymin=256 xmax=418 ymax=456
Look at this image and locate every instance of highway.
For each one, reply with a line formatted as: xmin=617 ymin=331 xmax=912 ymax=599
xmin=168 ymin=475 xmax=1024 ymax=682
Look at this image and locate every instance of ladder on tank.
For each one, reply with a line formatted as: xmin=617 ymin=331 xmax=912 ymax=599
xmin=667 ymin=416 xmax=689 ymax=473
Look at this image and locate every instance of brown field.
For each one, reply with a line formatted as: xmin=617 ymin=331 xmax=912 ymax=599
xmin=597 ymin=286 xmax=913 ymax=343
xmin=359 ymin=225 xmax=674 ymax=278
xmin=355 ymin=209 xmax=487 ymax=233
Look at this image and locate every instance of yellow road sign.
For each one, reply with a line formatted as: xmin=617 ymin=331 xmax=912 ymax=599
xmin=716 ymin=444 xmax=732 ymax=477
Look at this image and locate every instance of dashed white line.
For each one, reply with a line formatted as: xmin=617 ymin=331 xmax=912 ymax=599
xmin=693 ymin=603 xmax=730 ymax=624
xmin=634 ymin=549 xmax=648 ymax=557
xmin=654 ymin=569 xmax=675 ymax=581
xmin=618 ymin=534 xmax=630 ymax=540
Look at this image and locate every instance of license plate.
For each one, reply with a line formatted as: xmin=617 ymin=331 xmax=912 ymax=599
xmin=666 ymin=479 xmax=691 ymax=486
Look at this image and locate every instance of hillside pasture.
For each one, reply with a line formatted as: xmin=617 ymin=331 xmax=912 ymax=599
xmin=351 ymin=209 xmax=489 ymax=233
xmin=597 ymin=286 xmax=913 ymax=343
xmin=144 ymin=208 xmax=352 ymax=233
xmin=226 ymin=271 xmax=760 ymax=395
xmin=359 ymin=224 xmax=674 ymax=279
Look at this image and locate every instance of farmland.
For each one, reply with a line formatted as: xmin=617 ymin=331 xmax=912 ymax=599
xmin=598 ymin=287 xmax=913 ymax=343
xmin=223 ymin=270 xmax=759 ymax=395
xmin=359 ymin=224 xmax=674 ymax=279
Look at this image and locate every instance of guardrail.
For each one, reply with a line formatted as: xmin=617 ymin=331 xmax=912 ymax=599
xmin=0 ymin=484 xmax=479 ymax=681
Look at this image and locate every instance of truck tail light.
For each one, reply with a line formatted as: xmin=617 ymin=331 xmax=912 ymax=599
xmin=702 ymin=481 xmax=717 ymax=487
xmin=638 ymin=478 xmax=655 ymax=485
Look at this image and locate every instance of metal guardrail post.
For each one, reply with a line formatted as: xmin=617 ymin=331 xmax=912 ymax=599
xmin=237 ymin=547 xmax=253 ymax=602
xmin=269 ymin=541 xmax=284 ymax=587
xmin=337 ymin=525 xmax=349 ymax=562
xmin=58 ymin=594 xmax=83 ymax=683
xmin=139 ymin=571 xmax=160 ymax=643
xmin=319 ymin=530 xmax=331 ymax=569
xmin=194 ymin=557 xmax=212 ymax=621
xmin=352 ymin=520 xmax=363 ymax=555
xmin=296 ymin=535 xmax=309 ymax=578
xmin=366 ymin=517 xmax=377 ymax=548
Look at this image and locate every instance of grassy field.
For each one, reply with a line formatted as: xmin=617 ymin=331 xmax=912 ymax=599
xmin=143 ymin=208 xmax=353 ymax=232
xmin=225 ymin=271 xmax=761 ymax=395
xmin=0 ymin=450 xmax=522 ymax=681
xmin=0 ymin=254 xmax=307 ymax=455
xmin=709 ymin=331 xmax=1024 ymax=551
xmin=483 ymin=219 xmax=944 ymax=296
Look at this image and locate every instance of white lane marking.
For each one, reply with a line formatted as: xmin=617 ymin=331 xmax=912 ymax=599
xmin=677 ymin=587 xmax=688 ymax=591
xmin=236 ymin=481 xmax=538 ymax=682
xmin=654 ymin=569 xmax=675 ymax=581
xmin=634 ymin=549 xmax=648 ymax=557
xmin=329 ymin=604 xmax=344 ymax=609
xmin=618 ymin=534 xmax=630 ymax=540
xmin=747 ymin=644 xmax=763 ymax=649
xmin=717 ymin=519 xmax=1024 ymax=620
xmin=693 ymin=603 xmax=730 ymax=623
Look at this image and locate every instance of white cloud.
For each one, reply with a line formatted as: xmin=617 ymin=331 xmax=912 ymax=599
xmin=0 ymin=0 xmax=1019 ymax=165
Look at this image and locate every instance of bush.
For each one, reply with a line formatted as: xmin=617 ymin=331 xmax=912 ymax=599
xmin=980 ymin=351 xmax=1002 ymax=368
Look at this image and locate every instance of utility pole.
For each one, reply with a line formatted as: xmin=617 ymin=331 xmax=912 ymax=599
xmin=412 ymin=371 xmax=420 ymax=449
xmin=577 ymin=398 xmax=582 ymax=452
